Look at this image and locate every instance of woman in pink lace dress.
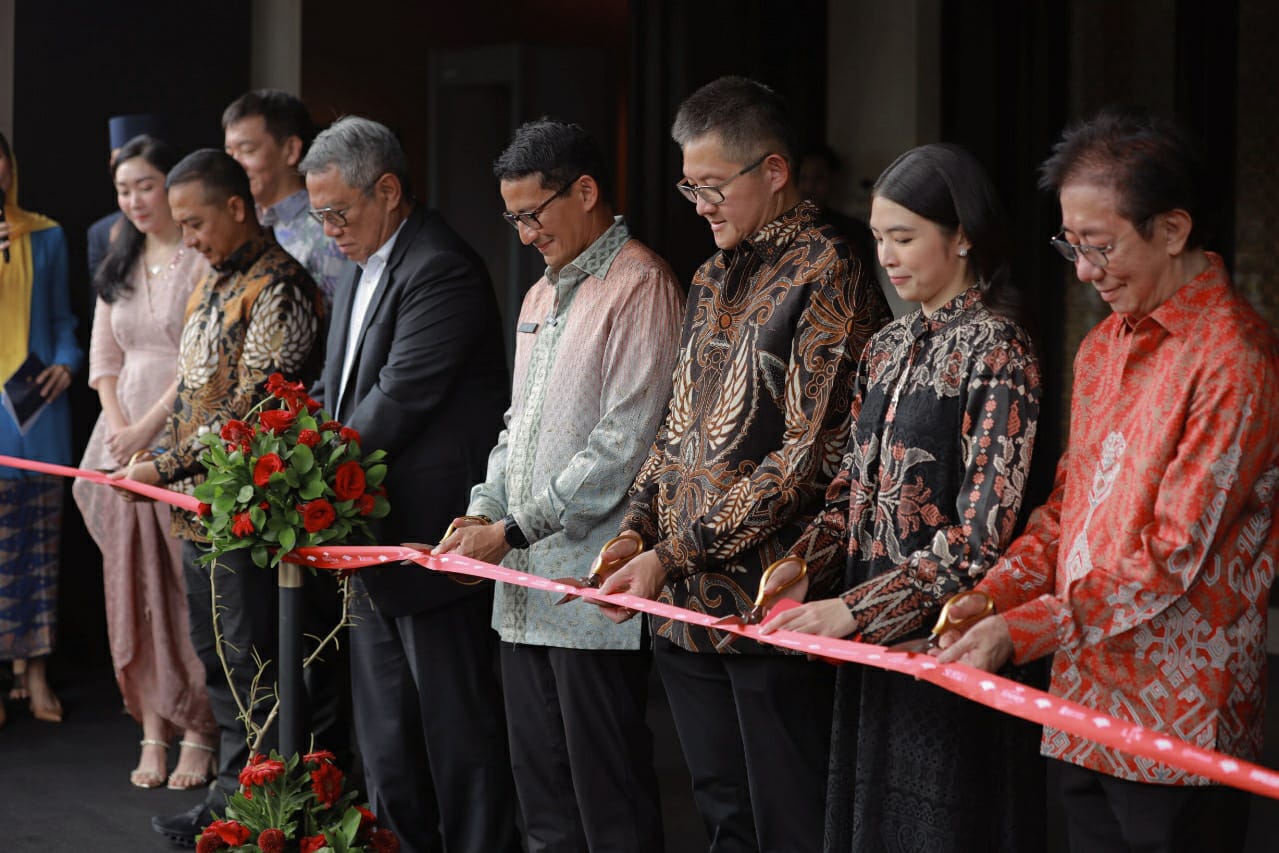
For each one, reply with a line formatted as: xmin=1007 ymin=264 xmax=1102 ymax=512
xmin=72 ymin=135 xmax=217 ymax=790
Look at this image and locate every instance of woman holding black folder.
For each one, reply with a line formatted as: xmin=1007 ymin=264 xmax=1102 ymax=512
xmin=0 ymin=130 xmax=83 ymax=728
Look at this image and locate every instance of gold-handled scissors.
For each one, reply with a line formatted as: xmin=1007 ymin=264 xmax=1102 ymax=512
xmin=887 ymin=589 xmax=994 ymax=654
xmin=438 ymin=515 xmax=492 ymax=586
xmin=711 ymin=557 xmax=808 ymax=650
xmin=552 ymin=530 xmax=645 ymax=605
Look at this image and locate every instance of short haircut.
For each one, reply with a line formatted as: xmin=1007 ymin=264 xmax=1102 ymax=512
xmin=298 ymin=116 xmax=411 ymax=197
xmin=166 ymin=148 xmax=254 ymax=209
xmin=1038 ymin=107 xmax=1210 ymax=248
xmin=671 ymin=76 xmax=799 ymax=166
xmin=222 ymin=89 xmax=316 ymax=149
xmin=874 ymin=143 xmax=1016 ymax=316
xmin=493 ymin=118 xmax=613 ymax=205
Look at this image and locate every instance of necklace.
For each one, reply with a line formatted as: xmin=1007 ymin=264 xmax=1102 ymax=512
xmin=148 ymin=263 xmax=163 ymax=276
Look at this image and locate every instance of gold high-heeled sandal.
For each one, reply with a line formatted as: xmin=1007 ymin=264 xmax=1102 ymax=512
xmin=167 ymin=739 xmax=217 ymax=790
xmin=131 ymin=739 xmax=169 ymax=789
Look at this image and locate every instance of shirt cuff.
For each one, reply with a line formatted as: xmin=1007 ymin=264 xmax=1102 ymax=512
xmin=1000 ymin=594 xmax=1060 ymax=664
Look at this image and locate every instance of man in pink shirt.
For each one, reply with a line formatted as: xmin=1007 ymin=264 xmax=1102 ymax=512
xmin=940 ymin=110 xmax=1279 ymax=852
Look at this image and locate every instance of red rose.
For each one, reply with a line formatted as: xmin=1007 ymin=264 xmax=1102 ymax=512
xmin=204 ymin=820 xmax=250 ymax=847
xmin=334 ymin=460 xmax=366 ymax=501
xmin=300 ymin=499 xmax=336 ymax=533
xmin=319 ymin=420 xmax=342 ymax=432
xmin=357 ymin=494 xmax=376 ymax=516
xmin=257 ymin=828 xmax=287 ymax=853
xmin=339 ymin=426 xmax=361 ymax=445
xmin=196 ymin=502 xmax=212 ymax=518
xmin=266 ymin=373 xmax=308 ymax=411
xmin=195 ymin=835 xmax=224 ymax=853
xmin=238 ymin=753 xmax=286 ymax=787
xmin=305 ymin=396 xmax=322 ymax=414
xmin=253 ymin=452 xmax=286 ymax=486
xmin=231 ymin=512 xmax=256 ymax=538
xmin=220 ymin=419 xmax=256 ymax=452
xmin=369 ymin=827 xmax=400 ymax=853
xmin=297 ymin=429 xmax=321 ymax=448
xmin=304 ymin=749 xmax=337 ymax=766
xmin=259 ymin=408 xmax=297 ymax=435
xmin=356 ymin=805 xmax=377 ymax=830
xmin=300 ymin=835 xmax=328 ymax=853
xmin=310 ymin=761 xmax=344 ymax=807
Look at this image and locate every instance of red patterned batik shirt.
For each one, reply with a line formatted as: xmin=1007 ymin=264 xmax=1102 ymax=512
xmin=622 ymin=200 xmax=892 ymax=653
xmin=978 ymin=254 xmax=1279 ymax=783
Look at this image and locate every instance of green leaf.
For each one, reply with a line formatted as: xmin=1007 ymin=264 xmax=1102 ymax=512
xmin=363 ymin=449 xmax=387 ymax=463
xmin=279 ymin=526 xmax=297 ymax=553
xmin=193 ymin=482 xmax=217 ymax=502
xmin=250 ymin=507 xmax=267 ymax=529
xmin=212 ymin=494 xmax=236 ymax=515
xmin=365 ymin=464 xmax=387 ymax=487
xmin=251 ymin=544 xmax=269 ymax=568
xmin=291 ymin=444 xmax=315 ymax=474
xmin=284 ymin=469 xmax=300 ymax=488
xmin=370 ymin=500 xmax=391 ymax=519
xmin=236 ymin=484 xmax=255 ymax=503
xmin=299 ymin=477 xmax=326 ymax=500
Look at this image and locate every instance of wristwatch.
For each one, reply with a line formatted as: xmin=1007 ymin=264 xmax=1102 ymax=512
xmin=502 ymin=514 xmax=530 ymax=550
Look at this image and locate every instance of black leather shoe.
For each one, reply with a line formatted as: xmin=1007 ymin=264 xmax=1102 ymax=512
xmin=151 ymin=802 xmax=212 ymax=849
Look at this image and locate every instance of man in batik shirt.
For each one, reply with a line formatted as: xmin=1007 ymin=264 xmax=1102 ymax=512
xmin=598 ymin=76 xmax=890 ymax=852
xmin=437 ymin=118 xmax=683 ymax=853
xmin=940 ymin=109 xmax=1279 ymax=852
xmin=115 ymin=149 xmax=325 ymax=847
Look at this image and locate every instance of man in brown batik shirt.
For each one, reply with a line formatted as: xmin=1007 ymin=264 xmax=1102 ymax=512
xmin=598 ymin=77 xmax=891 ymax=853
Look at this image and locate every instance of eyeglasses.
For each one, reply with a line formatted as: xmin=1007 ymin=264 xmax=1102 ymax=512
xmin=1049 ymin=232 xmax=1115 ymax=268
xmin=502 ymin=176 xmax=581 ymax=231
xmin=675 ymin=154 xmax=769 ymax=205
xmin=308 ymin=206 xmax=350 ymax=228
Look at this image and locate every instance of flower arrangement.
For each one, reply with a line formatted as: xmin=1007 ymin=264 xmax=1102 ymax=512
xmin=194 ymin=373 xmax=390 ymax=568
xmin=196 ymin=751 xmax=399 ymax=853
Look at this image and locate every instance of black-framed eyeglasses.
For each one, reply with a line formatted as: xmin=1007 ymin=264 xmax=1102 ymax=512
xmin=502 ymin=176 xmax=581 ymax=231
xmin=308 ymin=206 xmax=350 ymax=228
xmin=676 ymin=154 xmax=769 ymax=205
xmin=1049 ymin=231 xmax=1115 ymax=268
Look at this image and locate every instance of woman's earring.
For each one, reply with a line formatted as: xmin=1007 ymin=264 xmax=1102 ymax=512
xmin=958 ymin=248 xmax=969 ymax=257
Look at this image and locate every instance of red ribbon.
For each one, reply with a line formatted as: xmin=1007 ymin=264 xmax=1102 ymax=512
xmin=8 ymin=454 xmax=1279 ymax=800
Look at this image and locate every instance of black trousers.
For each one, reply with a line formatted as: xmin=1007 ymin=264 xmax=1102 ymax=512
xmin=349 ymin=582 xmax=519 ymax=853
xmin=182 ymin=542 xmax=349 ymax=808
xmin=501 ymin=642 xmax=664 ymax=853
xmin=655 ymin=637 xmax=835 ymax=853
xmin=1057 ymin=759 xmax=1250 ymax=853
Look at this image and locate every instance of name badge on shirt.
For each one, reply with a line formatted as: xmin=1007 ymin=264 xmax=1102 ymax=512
xmin=518 ymin=321 xmax=539 ymax=334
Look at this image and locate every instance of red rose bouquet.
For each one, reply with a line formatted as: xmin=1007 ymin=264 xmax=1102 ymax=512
xmin=196 ymin=751 xmax=399 ymax=853
xmin=194 ymin=373 xmax=390 ymax=568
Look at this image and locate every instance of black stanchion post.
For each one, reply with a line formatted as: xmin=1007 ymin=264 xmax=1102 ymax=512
xmin=278 ymin=562 xmax=304 ymax=757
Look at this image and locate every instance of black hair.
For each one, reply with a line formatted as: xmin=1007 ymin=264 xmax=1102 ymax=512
xmin=222 ymin=89 xmax=316 ymax=150
xmin=873 ymin=143 xmax=1020 ymax=318
xmin=671 ymin=76 xmax=800 ymax=167
xmin=493 ymin=118 xmax=614 ymax=206
xmin=93 ymin=135 xmax=180 ymax=304
xmin=1038 ymin=107 xmax=1210 ymax=248
xmin=166 ymin=148 xmax=254 ymax=209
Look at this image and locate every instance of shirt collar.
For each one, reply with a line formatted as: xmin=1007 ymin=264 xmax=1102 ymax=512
xmin=213 ymin=229 xmax=274 ymax=274
xmin=358 ymin=218 xmax=407 ymax=274
xmin=258 ymin=188 xmax=310 ymax=228
xmin=548 ymin=216 xmax=630 ymax=285
xmin=1123 ymin=252 xmax=1228 ymax=336
xmin=909 ymin=285 xmax=983 ymax=337
xmin=735 ymin=199 xmax=821 ymax=265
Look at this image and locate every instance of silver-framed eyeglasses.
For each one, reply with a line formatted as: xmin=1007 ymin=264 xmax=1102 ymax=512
xmin=1049 ymin=231 xmax=1115 ymax=268
xmin=675 ymin=154 xmax=769 ymax=205
xmin=502 ymin=176 xmax=581 ymax=231
xmin=308 ymin=206 xmax=351 ymax=228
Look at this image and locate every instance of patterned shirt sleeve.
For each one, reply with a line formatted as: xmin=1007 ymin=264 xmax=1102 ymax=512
xmin=467 ymin=416 xmax=512 ymax=522
xmin=839 ymin=339 xmax=1040 ymax=643
xmin=994 ymin=359 xmax=1277 ymax=664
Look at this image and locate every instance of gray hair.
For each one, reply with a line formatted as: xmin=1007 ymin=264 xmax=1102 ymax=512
xmin=670 ymin=76 xmax=799 ymax=166
xmin=299 ymin=116 xmax=411 ymax=196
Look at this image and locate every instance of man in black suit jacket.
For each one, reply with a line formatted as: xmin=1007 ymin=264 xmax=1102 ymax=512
xmin=301 ymin=117 xmax=518 ymax=853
